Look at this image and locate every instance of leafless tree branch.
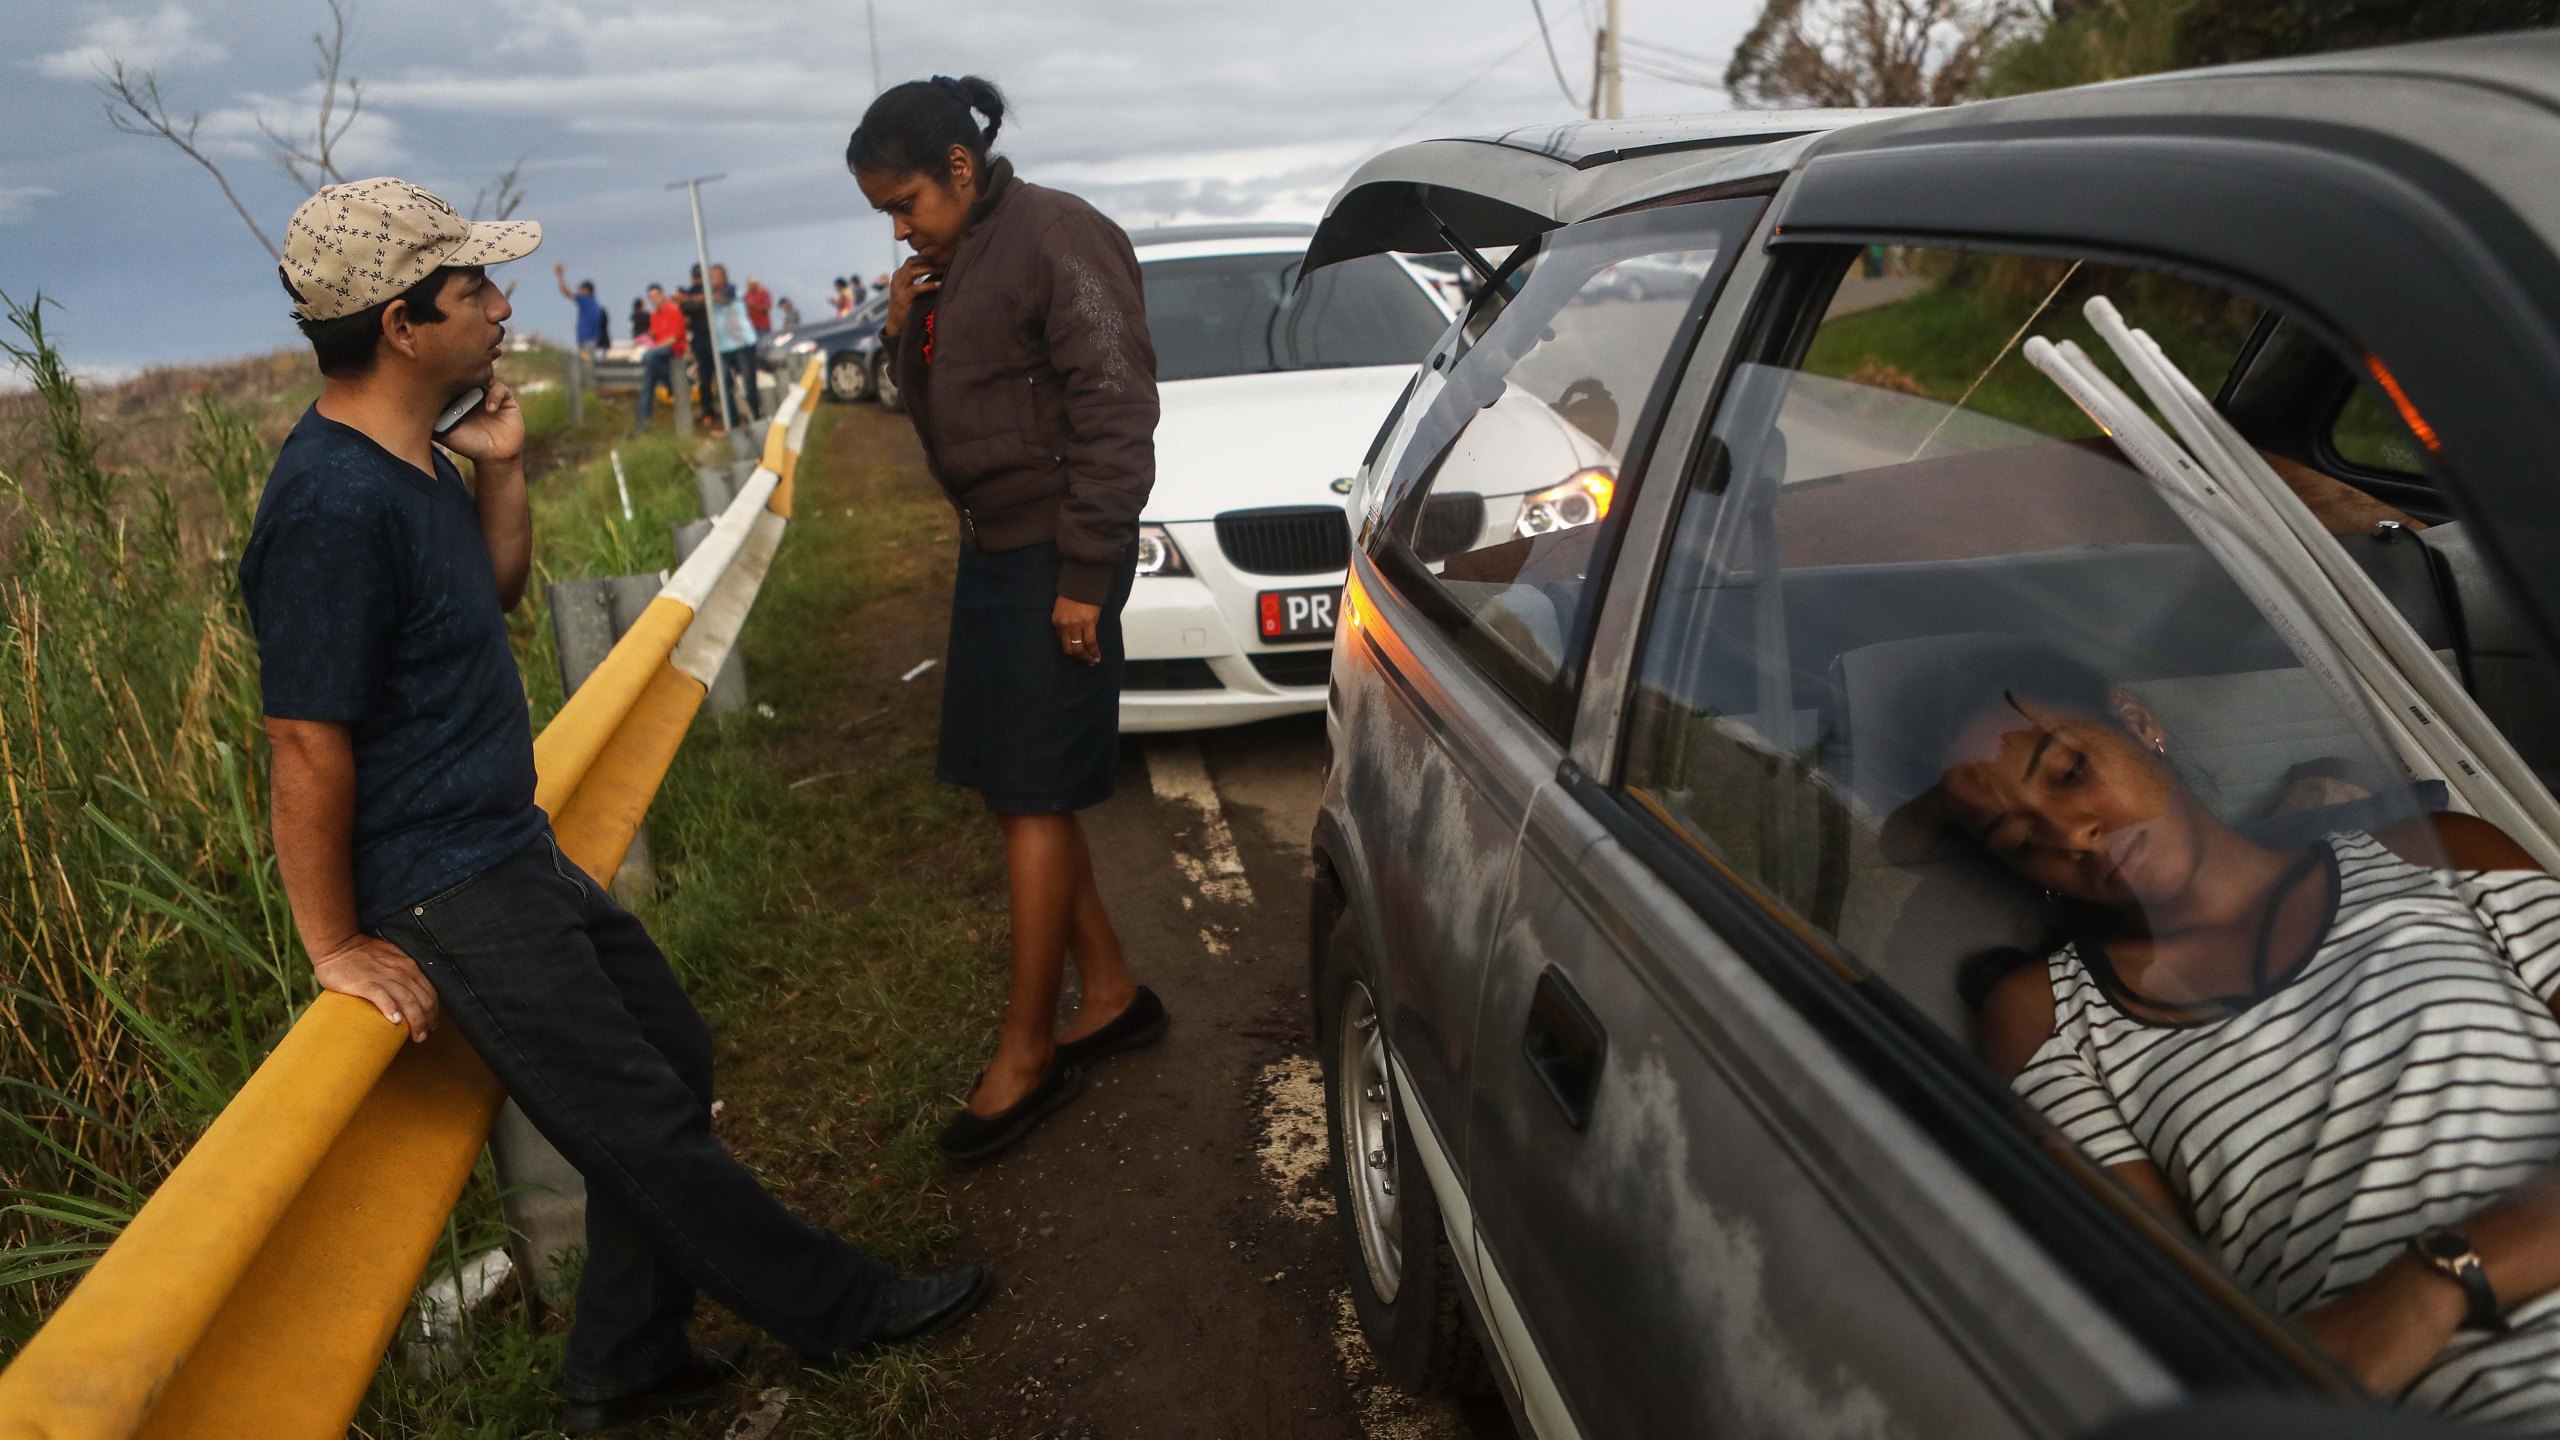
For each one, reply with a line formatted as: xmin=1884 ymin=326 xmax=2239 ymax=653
xmin=259 ymin=0 xmax=364 ymax=190
xmin=93 ymin=61 xmax=279 ymax=262
xmin=469 ymin=156 xmax=530 ymax=223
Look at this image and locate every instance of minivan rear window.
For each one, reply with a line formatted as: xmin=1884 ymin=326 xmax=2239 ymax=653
xmin=1140 ymin=253 xmax=1446 ymax=383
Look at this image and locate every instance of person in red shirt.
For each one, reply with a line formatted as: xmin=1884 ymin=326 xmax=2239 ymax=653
xmin=743 ymin=276 xmax=773 ymax=336
xmin=635 ymin=283 xmax=691 ymax=431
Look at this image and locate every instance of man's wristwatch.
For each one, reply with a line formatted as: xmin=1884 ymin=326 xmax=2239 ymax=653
xmin=2410 ymin=1226 xmax=2508 ymax=1333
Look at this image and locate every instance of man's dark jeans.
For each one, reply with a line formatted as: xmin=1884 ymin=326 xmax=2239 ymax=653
xmin=637 ymin=347 xmax=674 ymax=427
xmin=721 ymin=347 xmax=762 ymax=421
xmin=377 ymin=832 xmax=889 ymax=1395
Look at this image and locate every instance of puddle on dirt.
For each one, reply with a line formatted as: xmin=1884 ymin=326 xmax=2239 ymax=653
xmin=1256 ymin=1055 xmax=1336 ymax=1222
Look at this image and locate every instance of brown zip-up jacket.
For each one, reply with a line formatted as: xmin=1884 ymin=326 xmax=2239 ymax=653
xmin=892 ymin=159 xmax=1158 ymax=606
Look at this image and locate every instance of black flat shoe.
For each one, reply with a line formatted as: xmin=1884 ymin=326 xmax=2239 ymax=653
xmin=800 ymin=1264 xmax=994 ymax=1370
xmin=936 ymin=1056 xmax=1085 ymax=1163
xmin=1055 ymin=986 xmax=1169 ymax=1068
xmin=559 ymin=1338 xmax=749 ymax=1435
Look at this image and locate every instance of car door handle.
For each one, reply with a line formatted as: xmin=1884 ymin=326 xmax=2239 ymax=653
xmin=1522 ymin=965 xmax=1607 ymax=1131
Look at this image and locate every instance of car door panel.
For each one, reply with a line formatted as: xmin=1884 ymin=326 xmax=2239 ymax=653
xmin=1469 ymin=783 xmax=2179 ymax=1437
xmin=1332 ymin=548 xmax=1556 ymax=1168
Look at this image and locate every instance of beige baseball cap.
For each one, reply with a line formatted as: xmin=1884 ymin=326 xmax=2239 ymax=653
xmin=279 ymin=177 xmax=542 ymax=322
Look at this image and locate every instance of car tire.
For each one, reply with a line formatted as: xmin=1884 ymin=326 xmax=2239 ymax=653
xmin=826 ymin=352 xmax=869 ymax=403
xmin=872 ymin=350 xmax=904 ymax=413
xmin=1318 ymin=909 xmax=1489 ymax=1397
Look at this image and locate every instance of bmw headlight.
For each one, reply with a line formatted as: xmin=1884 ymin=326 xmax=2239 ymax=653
xmin=1515 ymin=467 xmax=1615 ymax=537
xmin=1135 ymin=524 xmax=1189 ymax=577
xmin=790 ymin=340 xmax=818 ymax=356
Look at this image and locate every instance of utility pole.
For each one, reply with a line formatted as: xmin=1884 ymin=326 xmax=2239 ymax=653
xmin=668 ymin=172 xmax=734 ymax=433
xmin=866 ymin=0 xmax=883 ymax=97
xmin=1599 ymin=0 xmax=1623 ymax=119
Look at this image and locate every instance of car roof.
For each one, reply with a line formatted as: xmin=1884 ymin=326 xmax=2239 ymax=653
xmin=1306 ymin=32 xmax=2560 ymax=273
xmin=1127 ymin=221 xmax=1316 ymax=248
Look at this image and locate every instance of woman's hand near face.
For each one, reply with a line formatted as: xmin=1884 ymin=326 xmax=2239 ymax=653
xmin=886 ymin=256 xmax=940 ymax=338
xmin=1052 ymin=596 xmax=1101 ymax=666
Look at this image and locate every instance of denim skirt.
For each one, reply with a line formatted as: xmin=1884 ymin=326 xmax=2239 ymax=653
xmin=936 ymin=541 xmax=1137 ymax=814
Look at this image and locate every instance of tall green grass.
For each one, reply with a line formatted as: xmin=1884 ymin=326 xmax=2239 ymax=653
xmin=0 ymin=293 xmax=299 ymax=1347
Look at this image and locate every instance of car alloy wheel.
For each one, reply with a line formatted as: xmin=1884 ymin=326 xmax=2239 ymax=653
xmin=1339 ymin=977 xmax=1403 ymax=1303
xmin=1316 ymin=909 xmax=1487 ymax=1396
xmin=827 ymin=353 xmax=868 ymax=403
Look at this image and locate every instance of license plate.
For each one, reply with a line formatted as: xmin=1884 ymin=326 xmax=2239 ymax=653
xmin=1258 ymin=587 xmax=1339 ymax=642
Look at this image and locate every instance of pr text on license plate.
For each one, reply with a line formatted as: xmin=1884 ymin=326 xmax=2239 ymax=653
xmin=1259 ymin=587 xmax=1339 ymax=642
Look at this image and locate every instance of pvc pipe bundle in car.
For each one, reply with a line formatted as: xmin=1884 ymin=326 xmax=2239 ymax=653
xmin=2024 ymin=303 xmax=2560 ymax=870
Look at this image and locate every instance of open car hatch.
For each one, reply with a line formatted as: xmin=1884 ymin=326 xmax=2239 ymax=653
xmin=1304 ymin=112 xmax=1884 ymax=277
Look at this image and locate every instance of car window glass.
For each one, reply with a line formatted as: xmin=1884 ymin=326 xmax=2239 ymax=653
xmin=1618 ymin=248 xmax=2560 ymax=1357
xmin=2331 ymin=383 xmax=2428 ymax=476
xmin=1140 ymin=253 xmax=1446 ymax=383
xmin=1371 ymin=199 xmax=1759 ymax=734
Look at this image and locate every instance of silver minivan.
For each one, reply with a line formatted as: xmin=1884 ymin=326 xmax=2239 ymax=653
xmin=1306 ymin=35 xmax=2560 ymax=1440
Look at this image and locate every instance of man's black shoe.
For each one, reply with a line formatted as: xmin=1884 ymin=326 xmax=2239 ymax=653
xmin=935 ymin=1056 xmax=1085 ymax=1163
xmin=800 ymin=1264 xmax=994 ymax=1370
xmin=1055 ymin=985 xmax=1169 ymax=1068
xmin=558 ymin=1338 xmax=749 ymax=1435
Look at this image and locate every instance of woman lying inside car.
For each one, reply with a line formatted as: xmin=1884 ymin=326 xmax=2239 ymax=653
xmin=1879 ymin=633 xmax=2560 ymax=1426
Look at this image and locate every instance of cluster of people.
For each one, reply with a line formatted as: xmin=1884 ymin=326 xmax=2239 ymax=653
xmin=556 ymin=261 xmax=797 ymax=435
xmin=247 ymin=72 xmax=1158 ymax=1434
xmin=829 ymin=273 xmax=889 ymax=316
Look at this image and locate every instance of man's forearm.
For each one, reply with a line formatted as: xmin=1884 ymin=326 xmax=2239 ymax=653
xmin=266 ymin=720 xmax=365 ymax=958
xmin=475 ymin=458 xmax=533 ymax=611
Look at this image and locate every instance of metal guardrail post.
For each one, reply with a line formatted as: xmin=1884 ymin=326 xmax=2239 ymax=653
xmin=563 ymin=349 xmax=585 ymax=425
xmin=673 ymin=353 xmax=693 ymax=438
xmin=695 ymin=463 xmax=739 ymax=518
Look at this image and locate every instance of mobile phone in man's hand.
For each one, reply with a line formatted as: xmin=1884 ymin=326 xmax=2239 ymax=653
xmin=435 ymin=387 xmax=485 ymax=436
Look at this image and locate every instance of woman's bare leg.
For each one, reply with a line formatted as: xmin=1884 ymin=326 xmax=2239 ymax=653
xmin=974 ymin=812 xmax=1079 ymax=1114
xmin=1058 ymin=818 xmax=1137 ymax=1042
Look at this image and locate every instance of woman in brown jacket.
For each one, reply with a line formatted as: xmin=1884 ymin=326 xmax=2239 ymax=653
xmin=849 ymin=76 xmax=1167 ymax=1161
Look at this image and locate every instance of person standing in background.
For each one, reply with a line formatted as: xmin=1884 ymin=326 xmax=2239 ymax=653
xmin=676 ymin=264 xmax=722 ymax=432
xmin=553 ymin=263 xmax=608 ymax=357
xmin=628 ymin=295 xmax=650 ymax=349
xmin=715 ymin=280 xmax=762 ymax=421
xmin=852 ymin=76 xmax=1166 ymax=1163
xmin=744 ymin=275 xmax=774 ymax=336
xmin=248 ymin=179 xmax=988 ymax=1437
xmin=831 ymin=277 xmax=854 ymax=316
xmin=634 ymin=282 xmax=688 ymax=433
xmin=777 ymin=295 xmax=801 ymax=329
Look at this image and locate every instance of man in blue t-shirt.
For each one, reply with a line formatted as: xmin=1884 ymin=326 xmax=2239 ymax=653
xmin=247 ymin=178 xmax=986 ymax=1435
xmin=554 ymin=262 xmax=608 ymax=356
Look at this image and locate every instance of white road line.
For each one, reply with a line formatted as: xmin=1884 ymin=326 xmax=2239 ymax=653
xmin=1145 ymin=738 xmax=1256 ymax=908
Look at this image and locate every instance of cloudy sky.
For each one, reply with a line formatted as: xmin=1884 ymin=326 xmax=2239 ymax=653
xmin=2 ymin=0 xmax=1759 ymax=376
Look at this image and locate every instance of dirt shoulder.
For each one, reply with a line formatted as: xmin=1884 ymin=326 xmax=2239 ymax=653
xmin=627 ymin=401 xmax=1510 ymax=1438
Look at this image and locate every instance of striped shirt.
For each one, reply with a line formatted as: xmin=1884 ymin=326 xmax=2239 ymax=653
xmin=2017 ymin=831 xmax=2560 ymax=1426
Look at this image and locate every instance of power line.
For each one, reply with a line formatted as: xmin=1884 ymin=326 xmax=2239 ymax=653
xmin=1622 ymin=34 xmax=1724 ymax=68
xmin=1374 ymin=32 xmax=1542 ymax=152
xmin=1523 ymin=0 xmax=1588 ymax=110
xmin=1622 ymin=58 xmax=1728 ymax=93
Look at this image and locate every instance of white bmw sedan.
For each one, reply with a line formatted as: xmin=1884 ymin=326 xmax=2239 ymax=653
xmin=1118 ymin=224 xmax=1452 ymax=731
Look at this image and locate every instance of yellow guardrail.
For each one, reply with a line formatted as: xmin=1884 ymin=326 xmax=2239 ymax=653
xmin=0 ymin=358 xmax=828 ymax=1440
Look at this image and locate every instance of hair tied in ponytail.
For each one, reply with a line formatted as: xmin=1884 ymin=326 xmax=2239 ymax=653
xmin=847 ymin=74 xmax=1009 ymax=180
